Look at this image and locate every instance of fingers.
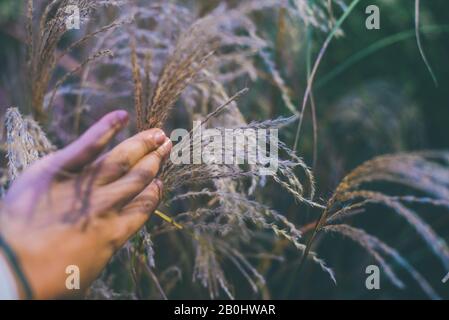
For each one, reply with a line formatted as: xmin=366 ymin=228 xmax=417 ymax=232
xmin=112 ymin=180 xmax=163 ymax=246
xmin=102 ymin=139 xmax=172 ymax=208
xmin=53 ymin=110 xmax=129 ymax=172
xmin=93 ymin=129 xmax=167 ymax=185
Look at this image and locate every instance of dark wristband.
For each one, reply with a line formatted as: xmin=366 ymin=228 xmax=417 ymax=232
xmin=0 ymin=233 xmax=33 ymax=299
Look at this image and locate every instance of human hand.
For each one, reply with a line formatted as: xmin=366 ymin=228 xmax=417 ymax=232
xmin=0 ymin=110 xmax=172 ymax=299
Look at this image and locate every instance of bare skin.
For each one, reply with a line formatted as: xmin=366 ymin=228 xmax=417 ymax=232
xmin=0 ymin=110 xmax=172 ymax=299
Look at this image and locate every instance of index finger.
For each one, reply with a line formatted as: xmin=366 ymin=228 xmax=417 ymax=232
xmin=53 ymin=110 xmax=129 ymax=172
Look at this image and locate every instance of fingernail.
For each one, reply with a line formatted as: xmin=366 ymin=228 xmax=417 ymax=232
xmin=154 ymin=179 xmax=163 ymax=199
xmin=158 ymin=139 xmax=172 ymax=158
xmin=155 ymin=179 xmax=163 ymax=190
xmin=116 ymin=110 xmax=128 ymax=124
xmin=154 ymin=130 xmax=166 ymax=145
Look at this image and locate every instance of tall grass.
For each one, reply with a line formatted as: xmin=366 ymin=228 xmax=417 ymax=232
xmin=1 ymin=0 xmax=448 ymax=299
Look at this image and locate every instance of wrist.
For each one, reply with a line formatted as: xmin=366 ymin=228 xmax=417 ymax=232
xmin=0 ymin=249 xmax=22 ymax=299
xmin=0 ymin=234 xmax=33 ymax=299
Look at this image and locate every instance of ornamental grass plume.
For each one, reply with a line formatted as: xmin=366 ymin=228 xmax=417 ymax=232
xmin=302 ymin=152 xmax=449 ymax=299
